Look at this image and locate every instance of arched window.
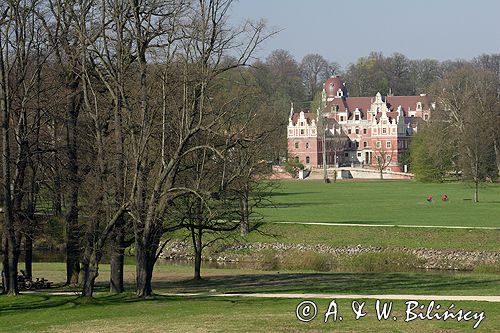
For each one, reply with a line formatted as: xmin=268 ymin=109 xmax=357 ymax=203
xmin=306 ymin=156 xmax=310 ymax=163
xmin=294 ymin=142 xmax=299 ymax=149
xmin=305 ymin=142 xmax=309 ymax=149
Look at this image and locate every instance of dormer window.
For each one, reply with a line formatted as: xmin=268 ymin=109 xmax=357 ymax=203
xmin=417 ymin=102 xmax=422 ymax=110
xmin=355 ymin=114 xmax=360 ymax=121
xmin=337 ymin=89 xmax=343 ymax=97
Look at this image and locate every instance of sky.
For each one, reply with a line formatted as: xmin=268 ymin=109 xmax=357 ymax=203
xmin=229 ymin=0 xmax=500 ymax=68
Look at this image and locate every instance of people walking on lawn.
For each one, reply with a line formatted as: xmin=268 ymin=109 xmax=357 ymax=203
xmin=427 ymin=195 xmax=433 ymax=203
xmin=443 ymin=194 xmax=448 ymax=202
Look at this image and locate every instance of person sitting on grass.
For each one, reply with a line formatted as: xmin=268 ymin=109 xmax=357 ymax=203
xmin=426 ymin=195 xmax=433 ymax=203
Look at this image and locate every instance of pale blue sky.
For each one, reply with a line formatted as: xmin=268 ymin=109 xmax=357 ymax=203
xmin=230 ymin=0 xmax=500 ymax=68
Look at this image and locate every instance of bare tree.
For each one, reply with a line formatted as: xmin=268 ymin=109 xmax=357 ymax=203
xmin=373 ymin=144 xmax=392 ymax=179
xmin=433 ymin=65 xmax=499 ymax=202
xmin=300 ymin=54 xmax=339 ymax=100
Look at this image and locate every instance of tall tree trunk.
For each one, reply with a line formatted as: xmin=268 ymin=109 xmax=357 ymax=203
xmin=81 ymin=256 xmax=99 ymax=298
xmin=110 ymin=93 xmax=125 ymax=293
xmin=52 ymin=118 xmax=62 ymax=215
xmin=239 ymin=193 xmax=249 ymax=237
xmin=474 ymin=180 xmax=479 ymax=203
xmin=192 ymin=227 xmax=203 ymax=280
xmin=1 ymin=32 xmax=18 ymax=295
xmin=109 ymin=226 xmax=125 ymax=293
xmin=135 ymin=241 xmax=156 ymax=297
xmin=24 ymin=232 xmax=33 ymax=279
xmin=65 ymin=82 xmax=81 ymax=286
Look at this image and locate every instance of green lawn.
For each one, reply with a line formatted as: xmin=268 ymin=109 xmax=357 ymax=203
xmin=24 ymin=263 xmax=500 ymax=297
xmin=245 ymin=223 xmax=500 ymax=251
xmin=0 ymin=294 xmax=498 ymax=332
xmin=258 ymin=180 xmax=500 ymax=227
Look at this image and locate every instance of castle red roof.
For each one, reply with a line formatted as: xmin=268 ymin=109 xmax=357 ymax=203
xmin=326 ymin=94 xmax=431 ymax=120
xmin=290 ymin=111 xmax=316 ymax=125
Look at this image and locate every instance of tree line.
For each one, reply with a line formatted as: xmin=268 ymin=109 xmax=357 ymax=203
xmin=0 ymin=0 xmax=285 ymax=298
xmin=1 ymin=0 xmax=499 ymax=298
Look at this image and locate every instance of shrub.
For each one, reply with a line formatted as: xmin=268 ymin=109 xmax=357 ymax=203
xmin=283 ymin=159 xmax=304 ymax=178
xmin=281 ymin=251 xmax=332 ymax=272
xmin=474 ymin=261 xmax=500 ymax=274
xmin=341 ymin=252 xmax=424 ymax=272
xmin=258 ymin=250 xmax=279 ymax=271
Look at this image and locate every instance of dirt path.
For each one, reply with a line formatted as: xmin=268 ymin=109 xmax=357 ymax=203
xmin=272 ymin=221 xmax=500 ymax=230
xmin=22 ymin=290 xmax=500 ymax=302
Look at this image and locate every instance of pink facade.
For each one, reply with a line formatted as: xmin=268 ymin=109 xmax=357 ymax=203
xmin=287 ymin=76 xmax=432 ymax=172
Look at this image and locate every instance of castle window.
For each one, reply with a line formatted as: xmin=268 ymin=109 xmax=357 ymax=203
xmin=386 ymin=141 xmax=391 ymax=148
xmin=306 ymin=156 xmax=310 ymax=164
xmin=376 ymin=141 xmax=381 ymax=148
xmin=355 ymin=114 xmax=360 ymax=121
xmin=382 ymin=128 xmax=387 ymax=134
xmin=294 ymin=142 xmax=299 ymax=149
xmin=357 ymin=152 xmax=362 ymax=157
xmin=300 ymin=129 xmax=304 ymax=135
xmin=424 ymin=114 xmax=429 ymax=121
xmin=363 ymin=141 xmax=367 ymax=148
xmin=355 ymin=128 xmax=359 ymax=134
xmin=300 ymin=122 xmax=304 ymax=126
xmin=340 ymin=116 xmax=344 ymax=121
xmin=348 ymin=129 xmax=352 ymax=134
xmin=306 ymin=142 xmax=309 ymax=149
xmin=363 ymin=128 xmax=367 ymax=134
xmin=355 ymin=141 xmax=359 ymax=148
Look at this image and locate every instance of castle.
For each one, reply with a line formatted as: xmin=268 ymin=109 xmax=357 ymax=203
xmin=287 ymin=76 xmax=432 ymax=172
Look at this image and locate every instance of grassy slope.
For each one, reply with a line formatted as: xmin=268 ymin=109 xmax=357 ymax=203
xmin=0 ymin=295 xmax=498 ymax=332
xmin=258 ymin=180 xmax=500 ymax=227
xmin=245 ymin=223 xmax=500 ymax=251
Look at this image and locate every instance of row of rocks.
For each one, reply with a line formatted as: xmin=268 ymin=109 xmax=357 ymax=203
xmin=160 ymin=240 xmax=500 ymax=271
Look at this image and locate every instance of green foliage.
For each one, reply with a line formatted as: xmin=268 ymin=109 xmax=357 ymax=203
xmin=474 ymin=261 xmax=500 ymax=274
xmin=283 ymin=159 xmax=304 ymax=178
xmin=340 ymin=252 xmax=424 ymax=273
xmin=397 ymin=150 xmax=411 ymax=171
xmin=410 ymin=122 xmax=454 ymax=182
xmin=281 ymin=251 xmax=332 ymax=272
xmin=258 ymin=250 xmax=279 ymax=270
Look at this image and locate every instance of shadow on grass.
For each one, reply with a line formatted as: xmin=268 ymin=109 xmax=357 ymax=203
xmin=153 ymin=272 xmax=500 ymax=295
xmin=270 ymin=220 xmax=397 ymax=225
xmin=0 ymin=292 xmax=165 ymax=313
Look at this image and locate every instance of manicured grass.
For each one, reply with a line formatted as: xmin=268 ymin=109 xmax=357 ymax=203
xmin=246 ymin=223 xmax=500 ymax=251
xmin=258 ymin=180 xmax=500 ymax=227
xmin=26 ymin=262 xmax=500 ymax=297
xmin=163 ymin=271 xmax=500 ymax=296
xmin=0 ymin=294 xmax=498 ymax=332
